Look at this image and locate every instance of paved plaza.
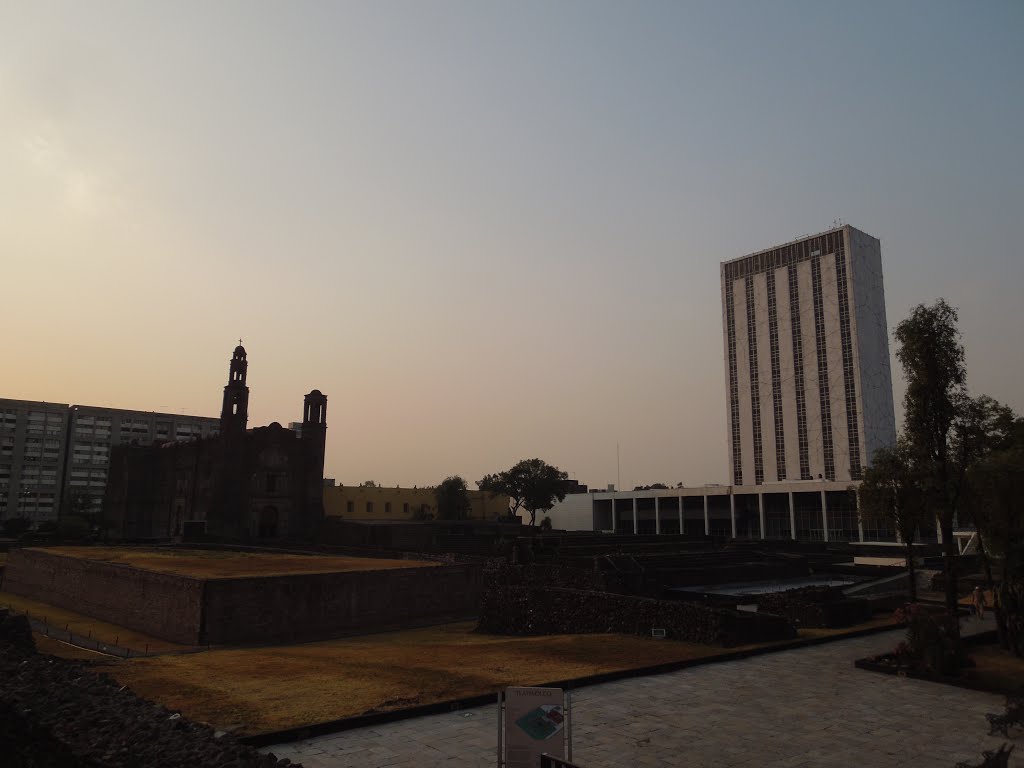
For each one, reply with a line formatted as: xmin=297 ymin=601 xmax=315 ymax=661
xmin=268 ymin=618 xmax=1021 ymax=768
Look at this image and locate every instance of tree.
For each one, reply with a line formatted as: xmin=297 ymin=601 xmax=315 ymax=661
xmin=477 ymin=458 xmax=569 ymax=526
xmin=952 ymin=396 xmax=1017 ymax=618
xmin=895 ymin=299 xmax=967 ymax=614
xmin=969 ymin=415 xmax=1024 ymax=655
xmin=858 ymin=441 xmax=929 ymax=601
xmin=435 ymin=475 xmax=472 ymax=521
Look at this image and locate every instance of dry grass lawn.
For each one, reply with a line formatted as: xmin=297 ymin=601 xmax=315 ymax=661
xmin=966 ymin=643 xmax=1024 ymax=694
xmin=34 ymin=546 xmax=439 ymax=578
xmin=99 ymin=622 xmax=744 ymax=735
xmin=0 ymin=590 xmax=191 ymax=653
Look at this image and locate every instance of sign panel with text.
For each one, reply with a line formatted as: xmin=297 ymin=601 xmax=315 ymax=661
xmin=504 ymin=686 xmax=565 ymax=768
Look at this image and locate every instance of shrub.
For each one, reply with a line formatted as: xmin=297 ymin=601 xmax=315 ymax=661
xmin=55 ymin=515 xmax=91 ymax=540
xmin=894 ymin=602 xmax=966 ymax=675
xmin=2 ymin=516 xmax=32 ymax=538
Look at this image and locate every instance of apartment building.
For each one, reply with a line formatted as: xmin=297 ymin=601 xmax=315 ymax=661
xmin=0 ymin=397 xmax=219 ymax=524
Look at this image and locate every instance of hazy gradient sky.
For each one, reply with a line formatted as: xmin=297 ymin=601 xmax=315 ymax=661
xmin=2 ymin=1 xmax=1022 ymax=490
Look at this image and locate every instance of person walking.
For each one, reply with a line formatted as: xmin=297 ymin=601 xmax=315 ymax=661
xmin=972 ymin=586 xmax=987 ymax=620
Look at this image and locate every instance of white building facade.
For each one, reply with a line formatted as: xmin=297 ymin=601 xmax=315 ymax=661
xmin=722 ymin=225 xmax=896 ymax=486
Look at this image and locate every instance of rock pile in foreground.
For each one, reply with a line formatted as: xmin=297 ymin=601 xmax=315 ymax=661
xmin=0 ymin=609 xmax=300 ymax=768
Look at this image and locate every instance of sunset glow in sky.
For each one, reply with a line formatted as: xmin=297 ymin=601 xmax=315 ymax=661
xmin=2 ymin=1 xmax=1022 ymax=490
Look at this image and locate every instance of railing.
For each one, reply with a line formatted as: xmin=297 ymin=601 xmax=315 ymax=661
xmin=3 ymin=606 xmax=153 ymax=658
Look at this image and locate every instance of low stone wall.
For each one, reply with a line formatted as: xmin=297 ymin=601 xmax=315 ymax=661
xmin=478 ymin=585 xmax=796 ymax=646
xmin=203 ymin=564 xmax=484 ymax=644
xmin=0 ymin=611 xmax=297 ymax=768
xmin=3 ymin=548 xmax=203 ymax=644
xmin=757 ymin=586 xmax=874 ymax=629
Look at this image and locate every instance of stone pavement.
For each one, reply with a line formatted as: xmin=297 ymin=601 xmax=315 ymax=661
xmin=267 ymin=617 xmax=1021 ymax=768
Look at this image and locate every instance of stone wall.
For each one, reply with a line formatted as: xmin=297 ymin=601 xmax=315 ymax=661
xmin=3 ymin=548 xmax=203 ymax=644
xmin=3 ymin=549 xmax=483 ymax=645
xmin=757 ymin=586 xmax=874 ymax=629
xmin=0 ymin=611 xmax=297 ymax=768
xmin=202 ymin=564 xmax=483 ymax=644
xmin=478 ymin=585 xmax=796 ymax=646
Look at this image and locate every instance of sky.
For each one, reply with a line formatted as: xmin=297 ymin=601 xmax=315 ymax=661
xmin=2 ymin=1 xmax=1022 ymax=491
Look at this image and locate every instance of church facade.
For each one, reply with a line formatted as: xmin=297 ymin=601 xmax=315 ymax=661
xmin=105 ymin=345 xmax=327 ymax=540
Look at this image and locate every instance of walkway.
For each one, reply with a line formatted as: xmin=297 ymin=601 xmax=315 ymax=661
xmin=267 ymin=617 xmax=1020 ymax=768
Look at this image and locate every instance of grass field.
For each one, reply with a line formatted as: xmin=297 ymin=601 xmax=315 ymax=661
xmin=33 ymin=546 xmax=439 ymax=578
xmin=98 ymin=622 xmax=742 ymax=734
xmin=0 ymin=590 xmax=192 ymax=653
xmin=966 ymin=643 xmax=1024 ymax=694
xmin=95 ymin=618 xmax=899 ymax=736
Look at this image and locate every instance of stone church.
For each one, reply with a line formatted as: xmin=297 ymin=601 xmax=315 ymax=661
xmin=106 ymin=345 xmax=327 ymax=540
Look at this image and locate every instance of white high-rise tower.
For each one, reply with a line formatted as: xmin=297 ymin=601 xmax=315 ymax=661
xmin=721 ymin=225 xmax=896 ymax=486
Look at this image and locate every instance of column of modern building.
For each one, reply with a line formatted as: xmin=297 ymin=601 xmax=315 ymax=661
xmin=592 ymin=483 xmax=896 ymax=543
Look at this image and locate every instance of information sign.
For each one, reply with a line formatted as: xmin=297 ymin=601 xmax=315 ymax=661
xmin=503 ymin=686 xmax=566 ymax=768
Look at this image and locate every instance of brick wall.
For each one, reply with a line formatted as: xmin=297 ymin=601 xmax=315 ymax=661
xmin=3 ymin=549 xmax=203 ymax=645
xmin=202 ymin=564 xmax=483 ymax=644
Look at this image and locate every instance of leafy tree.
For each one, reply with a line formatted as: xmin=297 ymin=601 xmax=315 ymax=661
xmin=634 ymin=483 xmax=669 ymax=491
xmin=2 ymin=516 xmax=32 ymax=538
xmin=895 ymin=299 xmax=967 ymax=614
xmin=477 ymin=458 xmax=569 ymax=526
xmin=858 ymin=441 xmax=929 ymax=601
xmin=435 ymin=475 xmax=472 ymax=521
xmin=952 ymin=396 xmax=1017 ymax=605
xmin=969 ymin=415 xmax=1024 ymax=655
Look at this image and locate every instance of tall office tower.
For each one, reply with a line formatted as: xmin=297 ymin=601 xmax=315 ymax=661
xmin=721 ymin=225 xmax=896 ymax=486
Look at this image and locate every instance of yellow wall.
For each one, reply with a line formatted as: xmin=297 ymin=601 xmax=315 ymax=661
xmin=323 ymin=484 xmax=510 ymax=521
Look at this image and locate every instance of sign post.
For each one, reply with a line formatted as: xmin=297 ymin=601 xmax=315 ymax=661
xmin=500 ymin=686 xmax=570 ymax=768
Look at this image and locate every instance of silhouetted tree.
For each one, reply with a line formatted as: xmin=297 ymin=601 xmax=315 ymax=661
xmin=969 ymin=414 xmax=1024 ymax=655
xmin=2 ymin=516 xmax=32 ymax=538
xmin=895 ymin=299 xmax=967 ymax=615
xmin=435 ymin=475 xmax=472 ymax=521
xmin=478 ymin=458 xmax=569 ymax=526
xmin=858 ymin=441 xmax=929 ymax=601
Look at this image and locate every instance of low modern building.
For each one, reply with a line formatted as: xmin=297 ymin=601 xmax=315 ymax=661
xmin=324 ymin=483 xmax=510 ymax=522
xmin=0 ymin=397 xmax=218 ymax=525
xmin=541 ymin=480 xmax=898 ymax=543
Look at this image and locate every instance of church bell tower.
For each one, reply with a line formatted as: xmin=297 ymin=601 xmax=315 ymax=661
xmin=220 ymin=342 xmax=249 ymax=434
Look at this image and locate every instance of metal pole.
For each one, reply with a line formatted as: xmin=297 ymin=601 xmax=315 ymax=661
xmin=496 ymin=691 xmax=503 ymax=768
xmin=566 ymin=690 xmax=573 ymax=763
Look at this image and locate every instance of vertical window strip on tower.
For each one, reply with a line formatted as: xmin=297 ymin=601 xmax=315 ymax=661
xmin=810 ymin=255 xmax=836 ymax=481
xmin=834 ymin=243 xmax=863 ymax=479
xmin=744 ymin=277 xmax=765 ymax=485
xmin=766 ymin=269 xmax=786 ymax=480
xmin=726 ymin=279 xmax=742 ymax=485
xmin=788 ymin=262 xmax=811 ymax=480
